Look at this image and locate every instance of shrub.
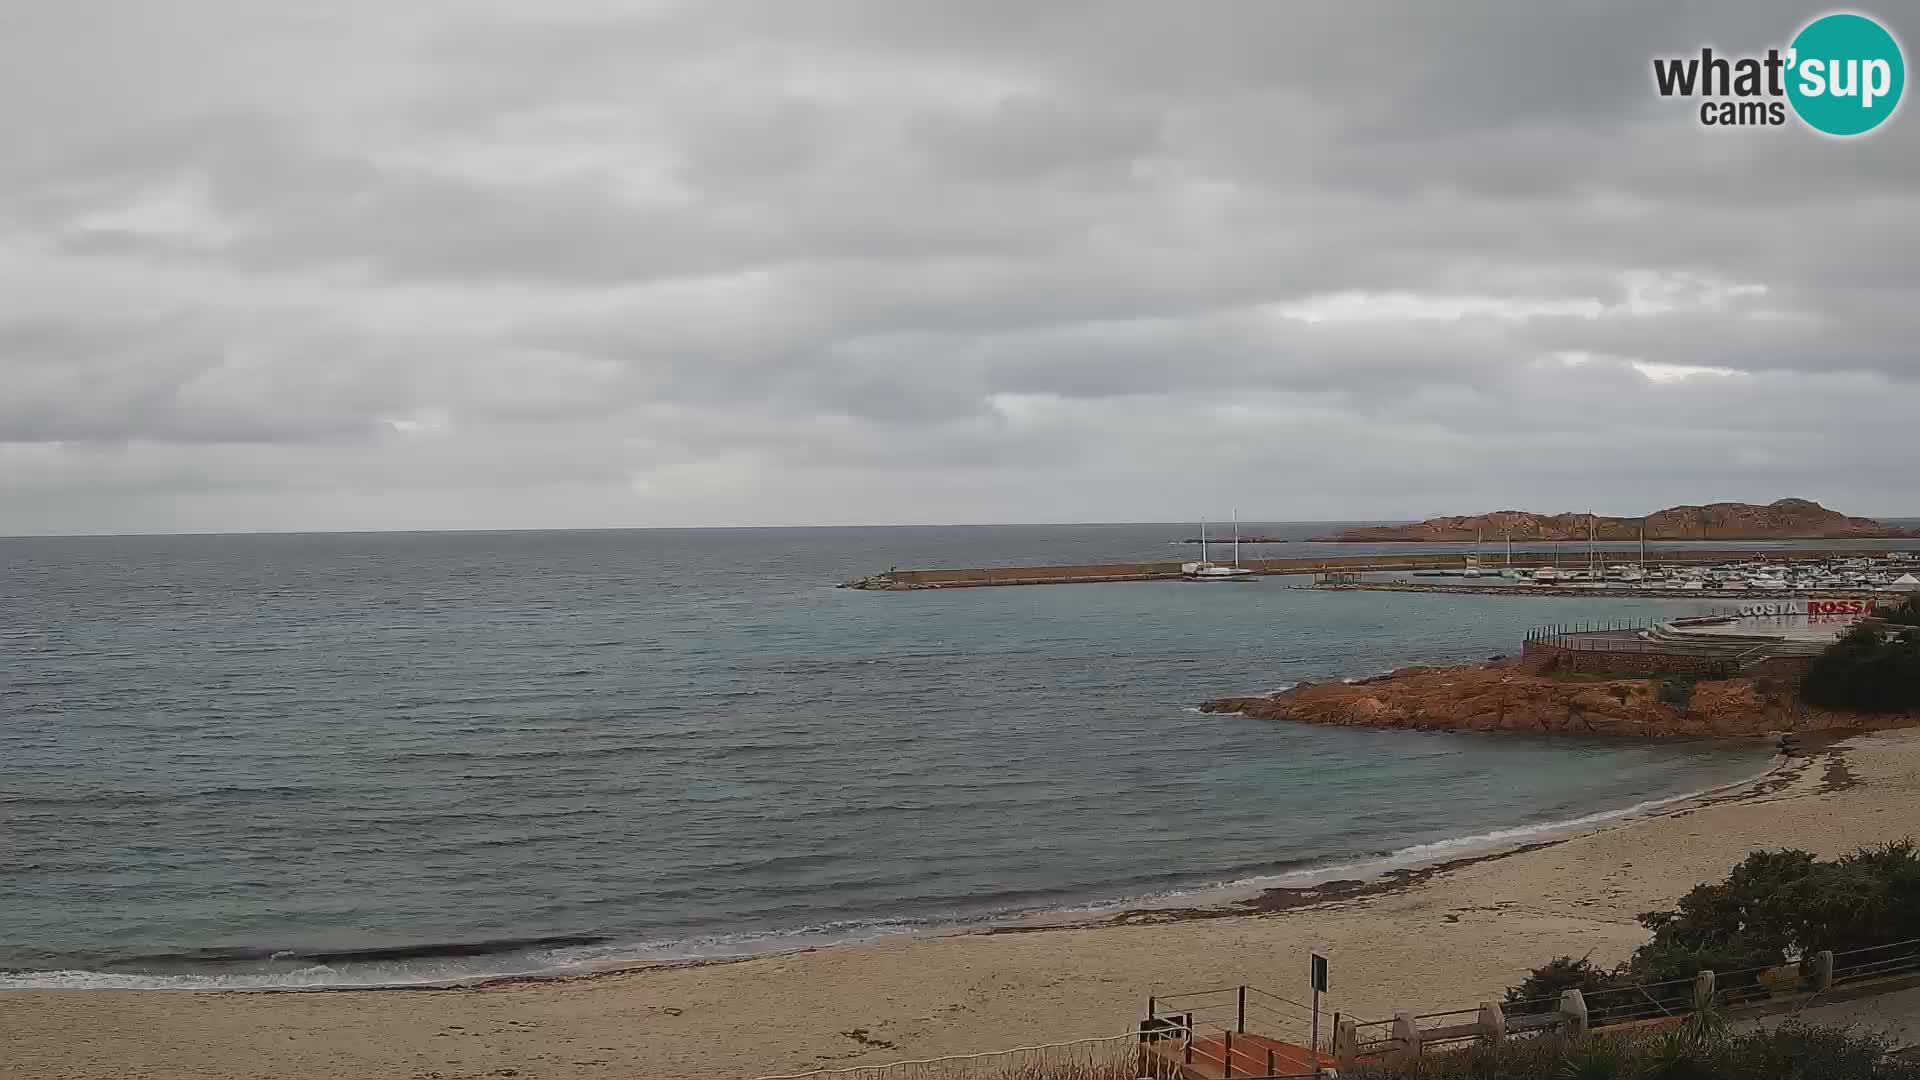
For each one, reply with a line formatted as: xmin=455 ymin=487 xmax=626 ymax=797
xmin=1506 ymin=842 xmax=1920 ymax=1020
xmin=1801 ymin=623 xmax=1920 ymax=713
xmin=1504 ymin=954 xmax=1633 ymax=1015
xmin=1656 ymin=677 xmax=1697 ymax=707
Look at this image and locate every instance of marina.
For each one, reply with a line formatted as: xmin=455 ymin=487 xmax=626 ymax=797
xmin=844 ymin=548 xmax=1920 ymax=593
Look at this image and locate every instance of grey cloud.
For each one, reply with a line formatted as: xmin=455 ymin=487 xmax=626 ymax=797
xmin=3 ymin=0 xmax=1919 ymax=532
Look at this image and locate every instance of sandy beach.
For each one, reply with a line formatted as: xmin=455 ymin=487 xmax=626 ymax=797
xmin=5 ymin=728 xmax=1918 ymax=1080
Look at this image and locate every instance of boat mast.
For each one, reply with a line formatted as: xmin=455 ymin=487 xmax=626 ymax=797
xmin=1639 ymin=521 xmax=1647 ymax=569
xmin=1232 ymin=509 xmax=1240 ymax=569
xmin=1200 ymin=516 xmax=1208 ymax=565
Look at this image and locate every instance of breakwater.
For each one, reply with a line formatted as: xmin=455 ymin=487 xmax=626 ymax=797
xmin=842 ymin=548 xmax=1905 ymax=590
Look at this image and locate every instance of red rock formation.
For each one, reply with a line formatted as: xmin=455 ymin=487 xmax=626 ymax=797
xmin=1321 ymin=498 xmax=1917 ymax=543
xmin=1200 ymin=659 xmax=1920 ymax=739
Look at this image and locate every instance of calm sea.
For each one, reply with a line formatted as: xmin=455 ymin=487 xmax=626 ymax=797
xmin=11 ymin=523 xmax=1896 ymax=989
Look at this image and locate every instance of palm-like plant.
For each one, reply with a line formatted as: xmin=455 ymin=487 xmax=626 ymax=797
xmin=1556 ymin=1038 xmax=1632 ymax=1080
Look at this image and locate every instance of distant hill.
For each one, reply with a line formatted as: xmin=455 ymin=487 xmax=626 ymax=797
xmin=1320 ymin=498 xmax=1920 ymax=542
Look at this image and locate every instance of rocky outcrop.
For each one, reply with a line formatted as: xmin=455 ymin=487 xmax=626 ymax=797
xmin=1200 ymin=659 xmax=1920 ymax=739
xmin=1321 ymin=498 xmax=1918 ymax=543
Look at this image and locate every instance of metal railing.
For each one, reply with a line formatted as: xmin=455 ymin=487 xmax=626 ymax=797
xmin=1832 ymin=937 xmax=1920 ymax=985
xmin=1144 ymin=984 xmax=1329 ymax=1078
xmin=758 ymin=940 xmax=1920 ymax=1080
xmin=1344 ymin=941 xmax=1920 ymax=1068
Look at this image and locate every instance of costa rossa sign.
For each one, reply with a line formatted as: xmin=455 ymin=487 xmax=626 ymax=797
xmin=1809 ymin=598 xmax=1876 ymax=615
xmin=1733 ymin=598 xmax=1878 ymax=617
xmin=1735 ymin=601 xmax=1804 ymax=616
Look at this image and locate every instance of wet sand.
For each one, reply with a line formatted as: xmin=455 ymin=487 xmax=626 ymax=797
xmin=4 ymin=729 xmax=1917 ymax=1080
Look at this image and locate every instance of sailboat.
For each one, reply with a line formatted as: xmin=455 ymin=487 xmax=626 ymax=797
xmin=1615 ymin=524 xmax=1647 ymax=583
xmin=1183 ymin=511 xmax=1256 ymax=580
xmin=1499 ymin=527 xmax=1523 ymax=579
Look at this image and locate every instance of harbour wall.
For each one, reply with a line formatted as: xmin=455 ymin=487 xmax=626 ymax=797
xmin=1518 ymin=639 xmax=1804 ymax=678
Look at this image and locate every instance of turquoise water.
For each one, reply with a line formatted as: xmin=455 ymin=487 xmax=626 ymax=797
xmin=0 ymin=526 xmax=1792 ymax=988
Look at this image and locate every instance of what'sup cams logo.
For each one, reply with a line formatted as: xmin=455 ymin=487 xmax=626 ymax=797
xmin=1653 ymin=11 xmax=1904 ymax=134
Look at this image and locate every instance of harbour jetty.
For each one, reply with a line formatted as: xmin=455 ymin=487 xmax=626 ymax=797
xmin=841 ymin=547 xmax=1915 ymax=590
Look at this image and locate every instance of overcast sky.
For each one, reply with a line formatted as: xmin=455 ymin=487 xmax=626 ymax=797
xmin=3 ymin=1 xmax=1917 ymax=534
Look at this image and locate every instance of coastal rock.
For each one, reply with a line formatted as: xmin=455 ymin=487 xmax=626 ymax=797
xmin=1200 ymin=659 xmax=1920 ymax=739
xmin=1317 ymin=498 xmax=1918 ymax=543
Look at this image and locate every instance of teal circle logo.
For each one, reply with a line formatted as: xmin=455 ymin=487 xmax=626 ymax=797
xmin=1787 ymin=13 xmax=1905 ymax=136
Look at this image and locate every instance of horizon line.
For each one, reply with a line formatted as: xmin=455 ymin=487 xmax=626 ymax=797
xmin=6 ymin=512 xmax=1920 ymax=542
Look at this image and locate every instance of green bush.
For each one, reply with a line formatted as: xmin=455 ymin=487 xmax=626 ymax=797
xmin=1336 ymin=1024 xmax=1920 ymax=1079
xmin=1504 ymin=954 xmax=1633 ymax=1016
xmin=1801 ymin=624 xmax=1920 ymax=713
xmin=1656 ymin=677 xmax=1697 ymax=707
xmin=1506 ymin=843 xmax=1920 ymax=1021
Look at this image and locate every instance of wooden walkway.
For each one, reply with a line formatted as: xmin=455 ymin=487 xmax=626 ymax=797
xmin=1141 ymin=1031 xmax=1338 ymax=1079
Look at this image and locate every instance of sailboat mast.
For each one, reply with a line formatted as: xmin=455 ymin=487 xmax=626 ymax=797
xmin=1200 ymin=516 xmax=1208 ymax=565
xmin=1639 ymin=522 xmax=1647 ymax=569
xmin=1233 ymin=509 xmax=1240 ymax=569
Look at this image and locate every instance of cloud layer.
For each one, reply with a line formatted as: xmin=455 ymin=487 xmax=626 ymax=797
xmin=4 ymin=0 xmax=1918 ymax=533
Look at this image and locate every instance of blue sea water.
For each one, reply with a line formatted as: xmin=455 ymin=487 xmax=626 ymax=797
xmin=0 ymin=523 xmax=1854 ymax=989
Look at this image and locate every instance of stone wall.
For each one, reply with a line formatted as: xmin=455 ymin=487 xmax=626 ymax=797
xmin=1522 ymin=639 xmax=1746 ymax=677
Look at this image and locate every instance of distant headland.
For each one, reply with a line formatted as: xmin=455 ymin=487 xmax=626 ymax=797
xmin=1316 ymin=498 xmax=1919 ymax=543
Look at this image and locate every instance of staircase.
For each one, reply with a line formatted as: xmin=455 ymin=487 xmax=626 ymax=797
xmin=1142 ymin=985 xmax=1338 ymax=1079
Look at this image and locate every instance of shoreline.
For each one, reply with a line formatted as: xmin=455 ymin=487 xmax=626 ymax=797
xmin=3 ymin=749 xmax=1786 ymax=997
xmin=5 ymin=729 xmax=1915 ymax=1079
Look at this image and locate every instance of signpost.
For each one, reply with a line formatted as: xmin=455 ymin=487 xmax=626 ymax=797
xmin=1310 ymin=953 xmax=1329 ymax=1077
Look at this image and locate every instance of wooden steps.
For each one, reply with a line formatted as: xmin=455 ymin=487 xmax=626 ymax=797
xmin=1141 ymin=1031 xmax=1334 ymax=1079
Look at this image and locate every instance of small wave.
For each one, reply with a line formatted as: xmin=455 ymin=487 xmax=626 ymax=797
xmin=1194 ymin=761 xmax=1782 ymax=898
xmin=0 ymin=924 xmax=923 ymax=992
xmin=103 ymin=933 xmax=612 ymax=970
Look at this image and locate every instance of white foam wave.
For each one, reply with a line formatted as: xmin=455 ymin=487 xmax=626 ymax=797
xmin=1202 ymin=760 xmax=1781 ymax=897
xmin=0 ymin=922 xmax=926 ymax=992
xmin=4 ymin=764 xmax=1782 ymax=992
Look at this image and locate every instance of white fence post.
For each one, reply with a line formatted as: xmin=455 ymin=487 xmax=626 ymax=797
xmin=1479 ymin=1001 xmax=1506 ymax=1043
xmin=1392 ymin=1012 xmax=1421 ymax=1064
xmin=1560 ymin=989 xmax=1588 ymax=1038
xmin=1815 ymin=951 xmax=1835 ymax=992
xmin=1334 ymin=1018 xmax=1358 ymax=1072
